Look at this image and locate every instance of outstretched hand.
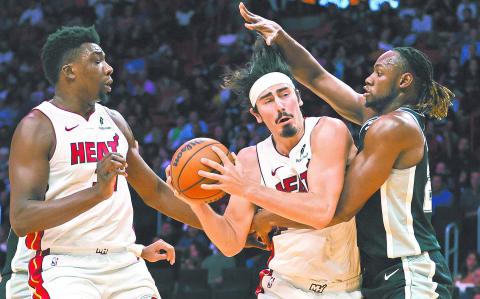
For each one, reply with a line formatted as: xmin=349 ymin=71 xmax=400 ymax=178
xmin=239 ymin=2 xmax=282 ymax=45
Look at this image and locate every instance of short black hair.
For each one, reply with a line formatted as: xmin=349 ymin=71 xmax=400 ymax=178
xmin=393 ymin=47 xmax=454 ymax=119
xmin=223 ymin=37 xmax=294 ymax=110
xmin=41 ymin=26 xmax=100 ymax=85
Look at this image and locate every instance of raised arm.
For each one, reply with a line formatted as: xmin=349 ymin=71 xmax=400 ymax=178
xmin=239 ymin=2 xmax=371 ymax=124
xmin=9 ymin=111 xmax=123 ymax=237
xmin=107 ymin=108 xmax=202 ymax=229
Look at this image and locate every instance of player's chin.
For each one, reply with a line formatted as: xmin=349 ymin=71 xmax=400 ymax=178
xmin=103 ymin=84 xmax=112 ymax=93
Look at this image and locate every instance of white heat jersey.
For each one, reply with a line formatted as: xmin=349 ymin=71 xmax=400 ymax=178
xmin=8 ymin=236 xmax=33 ymax=273
xmin=24 ymin=101 xmax=135 ymax=252
xmin=256 ymin=117 xmax=360 ymax=282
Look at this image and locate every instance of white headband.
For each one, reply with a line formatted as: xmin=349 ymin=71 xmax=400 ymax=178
xmin=248 ymin=72 xmax=295 ymax=107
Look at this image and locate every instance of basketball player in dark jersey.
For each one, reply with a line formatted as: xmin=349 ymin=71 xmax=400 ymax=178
xmin=238 ymin=3 xmax=454 ymax=298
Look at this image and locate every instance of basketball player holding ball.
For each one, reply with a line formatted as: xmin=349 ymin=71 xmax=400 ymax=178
xmin=167 ymin=39 xmax=362 ymax=298
xmin=238 ymin=3 xmax=454 ymax=298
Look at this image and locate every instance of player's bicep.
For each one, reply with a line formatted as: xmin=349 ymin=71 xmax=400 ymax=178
xmin=9 ymin=116 xmax=51 ymax=217
xmin=308 ymin=120 xmax=351 ymax=209
xmin=336 ymin=124 xmax=403 ymax=220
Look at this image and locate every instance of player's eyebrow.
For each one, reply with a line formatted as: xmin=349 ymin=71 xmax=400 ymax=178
xmin=91 ymin=51 xmax=105 ymax=59
xmin=276 ymin=87 xmax=290 ymax=93
xmin=258 ymin=91 xmax=274 ymax=101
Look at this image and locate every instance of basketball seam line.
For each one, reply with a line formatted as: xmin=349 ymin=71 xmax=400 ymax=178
xmin=175 ymin=141 xmax=220 ymax=191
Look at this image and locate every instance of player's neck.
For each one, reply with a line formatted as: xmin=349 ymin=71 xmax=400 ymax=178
xmin=380 ymin=93 xmax=415 ymax=115
xmin=51 ymin=93 xmax=96 ymax=120
xmin=271 ymin=124 xmax=305 ymax=156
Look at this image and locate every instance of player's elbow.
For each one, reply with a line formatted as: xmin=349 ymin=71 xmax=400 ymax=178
xmin=219 ymin=246 xmax=241 ymax=257
xmin=310 ymin=203 xmax=336 ymax=230
xmin=10 ymin=206 xmax=34 ymax=237
xmin=10 ymin=219 xmax=28 ymax=237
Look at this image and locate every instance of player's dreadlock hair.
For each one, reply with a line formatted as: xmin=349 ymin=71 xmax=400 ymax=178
xmin=393 ymin=47 xmax=454 ymax=119
xmin=223 ymin=37 xmax=294 ymax=111
xmin=41 ymin=26 xmax=100 ymax=85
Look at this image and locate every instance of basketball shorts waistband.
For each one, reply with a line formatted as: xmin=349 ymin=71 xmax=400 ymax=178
xmin=274 ymin=272 xmax=362 ymax=293
xmin=41 ymin=246 xmax=131 ymax=256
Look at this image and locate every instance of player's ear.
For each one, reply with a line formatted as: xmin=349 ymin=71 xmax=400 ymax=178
xmin=296 ymin=89 xmax=303 ymax=107
xmin=249 ymin=107 xmax=263 ymax=124
xmin=61 ymin=63 xmax=76 ymax=81
xmin=399 ymin=72 xmax=413 ymax=89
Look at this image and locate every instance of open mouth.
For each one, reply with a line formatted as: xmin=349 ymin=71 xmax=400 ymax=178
xmin=277 ymin=116 xmax=291 ymax=124
xmin=104 ymin=79 xmax=113 ymax=92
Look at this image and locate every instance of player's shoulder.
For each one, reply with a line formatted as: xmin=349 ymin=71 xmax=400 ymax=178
xmin=12 ymin=109 xmax=55 ymax=152
xmin=103 ymin=106 xmax=123 ymax=122
xmin=104 ymin=106 xmax=134 ymax=142
xmin=316 ymin=116 xmax=348 ymax=129
xmin=313 ymin=116 xmax=350 ymax=138
xmin=367 ymin=111 xmax=422 ymax=145
xmin=237 ymin=146 xmax=258 ymax=165
xmin=15 ymin=109 xmax=53 ymax=140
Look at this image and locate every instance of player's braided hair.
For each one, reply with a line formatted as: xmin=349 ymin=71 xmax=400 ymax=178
xmin=394 ymin=47 xmax=454 ymax=119
xmin=223 ymin=37 xmax=294 ymax=110
xmin=41 ymin=26 xmax=100 ymax=85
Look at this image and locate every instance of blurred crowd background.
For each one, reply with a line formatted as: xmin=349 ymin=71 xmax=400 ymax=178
xmin=0 ymin=0 xmax=479 ymax=298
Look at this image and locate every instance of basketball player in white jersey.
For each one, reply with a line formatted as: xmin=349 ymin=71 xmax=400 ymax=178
xmin=6 ymin=26 xmax=202 ymax=298
xmin=167 ymin=40 xmax=361 ymax=298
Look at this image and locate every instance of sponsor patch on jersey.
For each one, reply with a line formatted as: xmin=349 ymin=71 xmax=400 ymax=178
xmin=309 ymin=283 xmax=327 ymax=294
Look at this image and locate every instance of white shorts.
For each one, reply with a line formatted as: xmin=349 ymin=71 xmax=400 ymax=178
xmin=258 ymin=271 xmax=362 ymax=299
xmin=4 ymin=272 xmax=31 ymax=299
xmin=29 ymin=251 xmax=160 ymax=299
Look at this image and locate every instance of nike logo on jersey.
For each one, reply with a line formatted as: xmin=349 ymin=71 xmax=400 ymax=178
xmin=384 ymin=269 xmax=399 ymax=280
xmin=271 ymin=166 xmax=284 ymax=176
xmin=65 ymin=125 xmax=79 ymax=131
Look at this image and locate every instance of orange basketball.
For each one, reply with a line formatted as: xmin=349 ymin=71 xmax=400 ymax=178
xmin=170 ymin=138 xmax=233 ymax=203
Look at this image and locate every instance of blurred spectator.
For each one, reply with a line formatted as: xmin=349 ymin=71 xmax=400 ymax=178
xmin=181 ymin=241 xmax=206 ymax=270
xmin=459 ymin=251 xmax=479 ymax=283
xmin=411 ymin=9 xmax=432 ymax=33
xmin=456 ymin=0 xmax=477 ymax=23
xmin=432 ymin=174 xmax=455 ymax=213
xmin=156 ymin=222 xmax=179 ymax=247
xmin=177 ymin=226 xmax=210 ymax=253
xmin=18 ymin=1 xmax=43 ymax=26
xmin=460 ymin=266 xmax=480 ymax=299
xmin=460 ymin=170 xmax=480 ymax=218
xmin=178 ymin=111 xmax=209 ymax=143
xmin=201 ymin=244 xmax=236 ymax=287
xmin=167 ymin=116 xmax=187 ymax=151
